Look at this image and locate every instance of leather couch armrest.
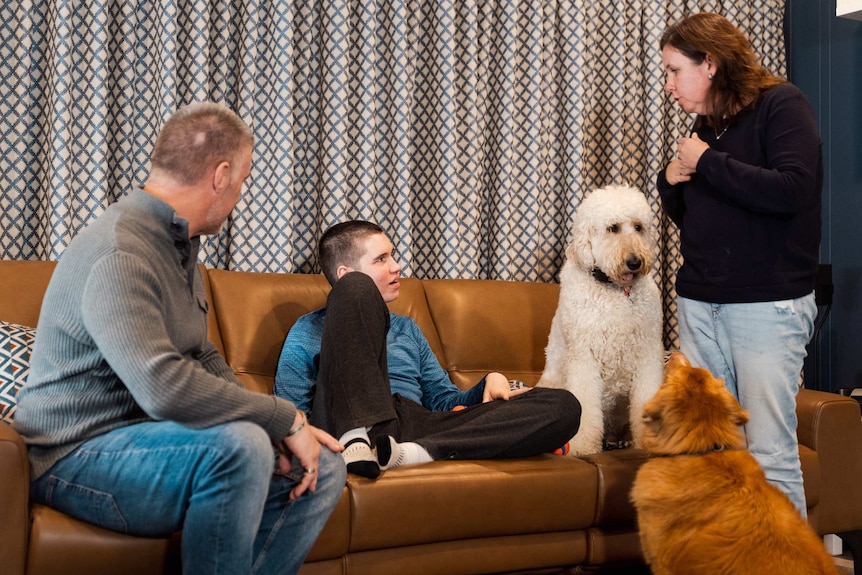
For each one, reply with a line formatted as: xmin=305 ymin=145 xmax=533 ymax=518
xmin=796 ymin=388 xmax=862 ymax=534
xmin=0 ymin=421 xmax=30 ymax=575
xmin=796 ymin=388 xmax=860 ymax=451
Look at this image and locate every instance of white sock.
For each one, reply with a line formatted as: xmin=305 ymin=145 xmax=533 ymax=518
xmin=338 ymin=427 xmax=370 ymax=446
xmin=379 ymin=436 xmax=433 ymax=470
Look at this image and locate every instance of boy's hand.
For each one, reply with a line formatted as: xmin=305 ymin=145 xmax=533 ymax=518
xmin=482 ymin=372 xmax=531 ymax=402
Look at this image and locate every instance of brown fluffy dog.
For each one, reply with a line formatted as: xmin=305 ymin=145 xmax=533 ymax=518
xmin=630 ymin=352 xmax=839 ymax=575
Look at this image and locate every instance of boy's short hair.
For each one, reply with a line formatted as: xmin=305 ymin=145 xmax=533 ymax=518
xmin=319 ymin=220 xmax=384 ymax=285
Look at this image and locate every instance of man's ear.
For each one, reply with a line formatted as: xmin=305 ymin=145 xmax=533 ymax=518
xmin=212 ymin=160 xmax=231 ymax=194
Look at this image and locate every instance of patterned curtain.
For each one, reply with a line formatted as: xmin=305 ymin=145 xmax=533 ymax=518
xmin=0 ymin=0 xmax=786 ymax=348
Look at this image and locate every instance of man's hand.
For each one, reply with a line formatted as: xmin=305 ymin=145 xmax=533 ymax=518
xmin=278 ymin=413 xmax=343 ymax=500
xmin=482 ymin=372 xmax=531 ymax=402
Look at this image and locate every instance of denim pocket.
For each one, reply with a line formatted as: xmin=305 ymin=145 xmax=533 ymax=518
xmin=45 ymin=475 xmax=128 ymax=533
xmin=772 ymin=294 xmax=816 ymax=341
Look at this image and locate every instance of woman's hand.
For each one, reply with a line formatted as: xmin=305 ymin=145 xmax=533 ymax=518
xmin=666 ymin=132 xmax=709 ymax=185
xmin=677 ymin=132 xmax=709 ymax=169
xmin=666 ymin=157 xmax=693 ymax=185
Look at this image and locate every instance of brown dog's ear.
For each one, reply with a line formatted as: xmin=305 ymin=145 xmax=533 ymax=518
xmin=717 ymin=385 xmax=749 ymax=427
xmin=665 ymin=352 xmax=690 ymax=371
xmin=641 ymin=400 xmax=662 ymax=428
xmin=730 ymin=402 xmax=749 ymax=427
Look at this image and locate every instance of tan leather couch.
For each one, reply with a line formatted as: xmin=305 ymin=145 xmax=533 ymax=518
xmin=2 ymin=259 xmax=862 ymax=575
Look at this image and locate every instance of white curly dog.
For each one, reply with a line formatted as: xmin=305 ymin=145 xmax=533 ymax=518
xmin=538 ymin=184 xmax=665 ymax=456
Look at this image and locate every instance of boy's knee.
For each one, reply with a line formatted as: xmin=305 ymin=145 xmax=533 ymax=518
xmin=535 ymin=387 xmax=581 ymax=412
xmin=330 ymin=272 xmax=378 ymax=303
xmin=537 ymin=388 xmax=582 ymax=431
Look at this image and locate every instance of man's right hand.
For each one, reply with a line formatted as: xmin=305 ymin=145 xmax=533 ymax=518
xmin=278 ymin=415 xmax=343 ymax=500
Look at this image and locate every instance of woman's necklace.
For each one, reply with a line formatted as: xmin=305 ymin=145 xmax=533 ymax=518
xmin=714 ymin=124 xmax=729 ymax=140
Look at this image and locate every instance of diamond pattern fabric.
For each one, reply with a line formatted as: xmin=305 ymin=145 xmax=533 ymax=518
xmin=0 ymin=1 xmax=787 ymax=351
xmin=0 ymin=321 xmax=36 ymax=424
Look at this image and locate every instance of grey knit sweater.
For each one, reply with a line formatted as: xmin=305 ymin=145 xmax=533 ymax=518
xmin=14 ymin=188 xmax=297 ymax=479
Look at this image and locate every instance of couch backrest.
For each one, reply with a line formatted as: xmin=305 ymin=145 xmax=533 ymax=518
xmin=206 ymin=270 xmax=331 ymax=394
xmin=0 ymin=260 xmax=58 ymax=328
xmin=0 ymin=261 xmax=557 ymax=396
xmin=385 ymin=278 xmax=448 ymax=369
xmin=205 ymin=270 xmax=448 ymax=394
xmin=422 ymin=279 xmax=560 ymax=388
xmin=0 ymin=259 xmax=221 ymax=348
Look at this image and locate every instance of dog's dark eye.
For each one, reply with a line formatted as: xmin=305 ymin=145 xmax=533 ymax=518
xmin=634 ymin=224 xmax=643 ymax=232
xmin=608 ymin=224 xmax=619 ymax=233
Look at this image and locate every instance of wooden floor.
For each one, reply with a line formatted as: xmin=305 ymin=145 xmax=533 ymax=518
xmin=506 ymin=548 xmax=855 ymax=574
xmin=836 ymin=550 xmax=855 ymax=575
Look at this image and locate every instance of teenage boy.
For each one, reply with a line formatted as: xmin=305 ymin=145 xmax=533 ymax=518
xmin=275 ymin=220 xmax=581 ymax=478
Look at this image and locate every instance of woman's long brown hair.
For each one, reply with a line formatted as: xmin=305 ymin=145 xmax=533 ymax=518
xmin=660 ymin=13 xmax=784 ymax=130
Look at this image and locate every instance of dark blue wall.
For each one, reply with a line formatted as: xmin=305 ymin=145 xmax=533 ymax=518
xmin=788 ymin=0 xmax=862 ymax=392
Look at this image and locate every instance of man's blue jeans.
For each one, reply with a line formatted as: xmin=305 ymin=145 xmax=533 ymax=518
xmin=677 ymin=294 xmax=816 ymax=517
xmin=30 ymin=420 xmax=346 ymax=575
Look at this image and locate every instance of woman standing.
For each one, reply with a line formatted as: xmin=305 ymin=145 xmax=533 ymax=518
xmin=657 ymin=12 xmax=822 ymax=516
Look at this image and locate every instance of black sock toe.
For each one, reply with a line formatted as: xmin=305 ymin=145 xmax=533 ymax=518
xmin=346 ymin=459 xmax=381 ymax=479
xmin=374 ymin=435 xmax=392 ymax=467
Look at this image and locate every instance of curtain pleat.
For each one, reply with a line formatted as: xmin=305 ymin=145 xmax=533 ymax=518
xmin=0 ymin=0 xmax=787 ymax=349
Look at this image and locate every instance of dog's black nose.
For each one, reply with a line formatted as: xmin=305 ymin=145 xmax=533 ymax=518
xmin=626 ymin=256 xmax=642 ymax=271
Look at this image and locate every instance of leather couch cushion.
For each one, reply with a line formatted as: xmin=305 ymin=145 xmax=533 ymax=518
xmin=25 ymin=489 xmax=352 ymax=575
xmin=207 ymin=270 xmax=331 ymax=394
xmin=305 ymin=487 xmax=351 ymax=561
xmin=585 ymin=527 xmax=645 ymax=567
xmin=0 ymin=421 xmax=29 ymax=575
xmin=584 ymin=445 xmax=820 ymax=529
xmin=343 ymin=531 xmax=589 ymax=575
xmin=347 ymin=455 xmax=597 ymax=552
xmin=581 ymin=449 xmax=651 ymax=527
xmin=421 ymin=279 xmax=560 ymax=389
xmin=26 ymin=504 xmax=174 ymax=575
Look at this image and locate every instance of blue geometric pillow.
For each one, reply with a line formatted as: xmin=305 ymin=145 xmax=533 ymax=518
xmin=0 ymin=321 xmax=36 ymax=424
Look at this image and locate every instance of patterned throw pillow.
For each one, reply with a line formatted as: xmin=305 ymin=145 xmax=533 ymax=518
xmin=0 ymin=321 xmax=36 ymax=424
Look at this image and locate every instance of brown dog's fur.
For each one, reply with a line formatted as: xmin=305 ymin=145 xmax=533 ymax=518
xmin=630 ymin=352 xmax=839 ymax=575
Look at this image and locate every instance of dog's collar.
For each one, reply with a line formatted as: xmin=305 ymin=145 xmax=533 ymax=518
xmin=650 ymin=444 xmax=738 ymax=458
xmin=591 ymin=267 xmax=631 ymax=297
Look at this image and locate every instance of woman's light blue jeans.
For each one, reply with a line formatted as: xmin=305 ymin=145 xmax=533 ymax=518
xmin=30 ymin=420 xmax=346 ymax=575
xmin=677 ymin=293 xmax=816 ymax=517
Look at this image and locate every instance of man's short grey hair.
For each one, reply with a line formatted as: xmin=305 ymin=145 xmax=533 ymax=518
xmin=150 ymin=102 xmax=254 ymax=185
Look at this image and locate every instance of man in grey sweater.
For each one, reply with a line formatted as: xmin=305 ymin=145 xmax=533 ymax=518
xmin=13 ymin=102 xmax=346 ymax=575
